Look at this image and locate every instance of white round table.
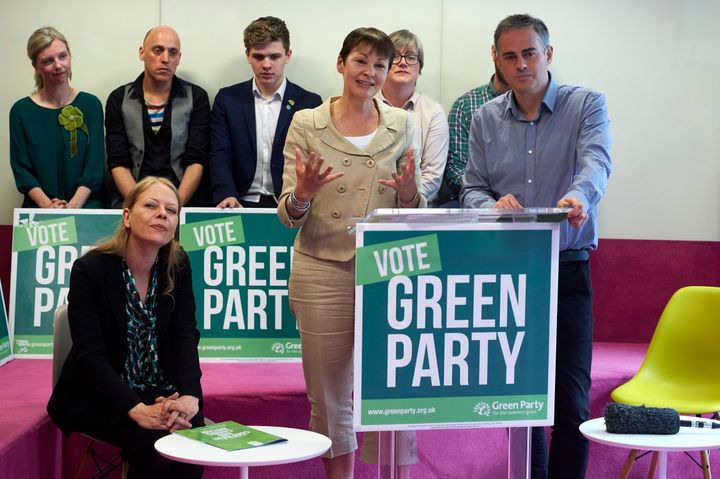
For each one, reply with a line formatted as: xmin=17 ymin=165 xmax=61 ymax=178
xmin=580 ymin=417 xmax=720 ymax=478
xmin=155 ymin=425 xmax=331 ymax=479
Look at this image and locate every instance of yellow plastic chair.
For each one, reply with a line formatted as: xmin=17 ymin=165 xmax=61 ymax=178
xmin=611 ymin=286 xmax=720 ymax=479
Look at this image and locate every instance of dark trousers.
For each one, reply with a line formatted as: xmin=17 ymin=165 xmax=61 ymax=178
xmin=531 ymin=260 xmax=593 ymax=479
xmin=76 ymin=389 xmax=205 ymax=479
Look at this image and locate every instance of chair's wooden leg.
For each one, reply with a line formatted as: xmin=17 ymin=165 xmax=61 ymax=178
xmin=647 ymin=451 xmax=659 ymax=479
xmin=620 ymin=449 xmax=639 ymax=479
xmin=701 ymin=450 xmax=712 ymax=479
xmin=72 ymin=440 xmax=94 ymax=479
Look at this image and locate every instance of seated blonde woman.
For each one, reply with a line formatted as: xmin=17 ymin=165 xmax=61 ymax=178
xmin=48 ymin=177 xmax=203 ymax=478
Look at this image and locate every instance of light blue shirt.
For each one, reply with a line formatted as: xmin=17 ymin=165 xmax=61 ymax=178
xmin=460 ymin=77 xmax=611 ymax=251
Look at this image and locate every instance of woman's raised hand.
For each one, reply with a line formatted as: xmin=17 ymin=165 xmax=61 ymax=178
xmin=378 ymin=149 xmax=419 ymax=205
xmin=293 ymin=148 xmax=345 ymax=202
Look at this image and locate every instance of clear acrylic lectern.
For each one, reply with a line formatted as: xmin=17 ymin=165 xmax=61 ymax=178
xmin=352 ymin=208 xmax=568 ymax=479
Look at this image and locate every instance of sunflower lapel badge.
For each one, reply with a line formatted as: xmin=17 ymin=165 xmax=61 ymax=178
xmin=58 ymin=106 xmax=89 ymax=157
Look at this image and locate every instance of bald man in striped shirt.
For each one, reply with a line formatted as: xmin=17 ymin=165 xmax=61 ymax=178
xmin=106 ymin=26 xmax=210 ymax=207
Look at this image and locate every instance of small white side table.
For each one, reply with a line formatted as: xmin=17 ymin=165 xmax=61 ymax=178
xmin=155 ymin=425 xmax=331 ymax=479
xmin=580 ymin=417 xmax=720 ymax=478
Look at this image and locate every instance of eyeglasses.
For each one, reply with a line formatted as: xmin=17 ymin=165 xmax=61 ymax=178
xmin=392 ymin=54 xmax=419 ymax=65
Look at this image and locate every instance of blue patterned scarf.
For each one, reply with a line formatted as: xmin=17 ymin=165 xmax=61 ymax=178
xmin=121 ymin=259 xmax=174 ymax=392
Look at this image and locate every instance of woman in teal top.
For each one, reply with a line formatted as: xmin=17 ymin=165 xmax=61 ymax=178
xmin=10 ymin=26 xmax=106 ymax=208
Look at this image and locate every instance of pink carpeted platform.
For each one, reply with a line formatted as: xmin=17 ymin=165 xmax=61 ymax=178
xmin=1 ymin=232 xmax=718 ymax=477
xmin=3 ymin=344 xmax=720 ymax=479
xmin=0 ymin=359 xmax=60 ymax=479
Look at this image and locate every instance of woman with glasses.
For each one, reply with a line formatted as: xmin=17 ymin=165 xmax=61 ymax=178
xmin=277 ymin=27 xmax=425 ymax=478
xmin=379 ymin=29 xmax=449 ymax=205
xmin=10 ymin=27 xmax=106 ymax=208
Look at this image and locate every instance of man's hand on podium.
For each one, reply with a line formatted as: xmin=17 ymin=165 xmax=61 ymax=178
xmin=557 ymin=197 xmax=587 ymax=228
xmin=493 ymin=193 xmax=523 ymax=209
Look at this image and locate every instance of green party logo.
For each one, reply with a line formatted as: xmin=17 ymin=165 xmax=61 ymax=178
xmin=476 ymin=399 xmax=546 ymax=418
xmin=474 ymin=401 xmax=492 ymax=417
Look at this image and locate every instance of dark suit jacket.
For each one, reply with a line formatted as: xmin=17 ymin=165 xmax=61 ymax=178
xmin=209 ymin=79 xmax=322 ymax=203
xmin=47 ymin=250 xmax=203 ymax=436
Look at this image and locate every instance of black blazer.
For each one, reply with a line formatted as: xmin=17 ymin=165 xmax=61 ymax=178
xmin=47 ymin=250 xmax=203 ymax=435
xmin=208 ymin=79 xmax=322 ymax=203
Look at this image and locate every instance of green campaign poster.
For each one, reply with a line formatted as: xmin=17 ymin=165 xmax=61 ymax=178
xmin=180 ymin=209 xmax=300 ymax=360
xmin=353 ymin=222 xmax=559 ymax=430
xmin=0 ymin=283 xmax=11 ymax=366
xmin=10 ymin=209 xmax=121 ymax=357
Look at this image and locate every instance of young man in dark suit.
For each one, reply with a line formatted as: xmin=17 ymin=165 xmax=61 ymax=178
xmin=210 ymin=16 xmax=322 ymax=208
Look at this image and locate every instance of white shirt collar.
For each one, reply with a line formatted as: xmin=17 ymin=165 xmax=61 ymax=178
xmin=252 ymin=77 xmax=287 ymax=101
xmin=377 ymin=89 xmax=420 ymax=111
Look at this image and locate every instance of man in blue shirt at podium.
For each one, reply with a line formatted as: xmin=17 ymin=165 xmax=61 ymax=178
xmin=461 ymin=14 xmax=611 ymax=479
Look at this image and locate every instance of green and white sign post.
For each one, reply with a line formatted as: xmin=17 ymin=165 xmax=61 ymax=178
xmin=180 ymin=209 xmax=300 ymax=361
xmin=353 ymin=210 xmax=561 ymax=475
xmin=10 ymin=209 xmax=121 ymax=357
xmin=0 ymin=284 xmax=11 ymax=366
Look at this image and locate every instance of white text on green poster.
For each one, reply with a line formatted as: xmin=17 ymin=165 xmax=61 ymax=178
xmin=356 ymin=234 xmax=442 ymax=285
xmin=361 ymin=395 xmax=547 ymax=424
xmin=180 ymin=216 xmax=245 ymax=252
xmin=13 ymin=217 xmax=78 ymax=251
xmin=11 ymin=210 xmax=121 ymax=356
xmin=182 ymin=210 xmax=300 ymax=360
xmin=356 ymin=226 xmax=556 ymax=429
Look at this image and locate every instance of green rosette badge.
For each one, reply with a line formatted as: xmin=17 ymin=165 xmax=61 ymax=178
xmin=58 ymin=106 xmax=89 ymax=157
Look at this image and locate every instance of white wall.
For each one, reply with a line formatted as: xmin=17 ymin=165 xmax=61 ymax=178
xmin=1 ymin=0 xmax=718 ymax=241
